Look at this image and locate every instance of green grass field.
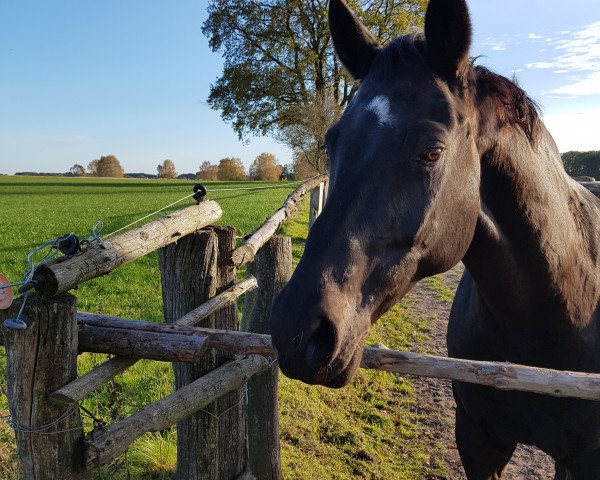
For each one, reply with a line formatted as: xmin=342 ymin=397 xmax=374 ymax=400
xmin=0 ymin=176 xmax=445 ymax=479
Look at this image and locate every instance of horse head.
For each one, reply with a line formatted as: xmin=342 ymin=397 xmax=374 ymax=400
xmin=271 ymin=0 xmax=481 ymax=387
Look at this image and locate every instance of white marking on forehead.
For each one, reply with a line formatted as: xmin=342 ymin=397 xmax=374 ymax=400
xmin=365 ymin=95 xmax=395 ymax=127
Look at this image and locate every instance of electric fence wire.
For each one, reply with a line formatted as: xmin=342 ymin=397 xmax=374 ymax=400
xmin=103 ymin=178 xmax=308 ymax=239
xmin=0 ymin=177 xmax=316 ymax=327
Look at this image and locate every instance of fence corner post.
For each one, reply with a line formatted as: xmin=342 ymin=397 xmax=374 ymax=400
xmin=2 ymin=293 xmax=84 ymax=479
xmin=309 ymin=181 xmax=325 ymax=228
xmin=242 ymin=236 xmax=292 ymax=480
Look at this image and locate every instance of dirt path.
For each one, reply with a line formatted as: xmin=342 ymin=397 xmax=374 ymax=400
xmin=407 ymin=265 xmax=556 ymax=479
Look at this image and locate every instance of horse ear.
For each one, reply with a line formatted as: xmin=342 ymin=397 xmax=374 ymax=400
xmin=425 ymin=0 xmax=472 ymax=82
xmin=329 ymin=0 xmax=380 ymax=80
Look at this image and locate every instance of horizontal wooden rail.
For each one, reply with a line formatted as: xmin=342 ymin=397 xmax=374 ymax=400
xmin=359 ymin=348 xmax=600 ymax=401
xmin=77 ymin=316 xmax=600 ymax=401
xmin=84 ymin=355 xmax=269 ymax=470
xmin=79 ymin=327 xmax=207 ymax=362
xmin=32 ymin=201 xmax=222 ymax=299
xmin=77 ymin=316 xmax=273 ymax=357
xmin=50 ymin=277 xmax=257 ymax=406
xmin=231 ymin=175 xmax=328 ymax=267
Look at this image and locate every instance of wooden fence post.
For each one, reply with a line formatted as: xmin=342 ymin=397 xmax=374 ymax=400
xmin=2 ymin=293 xmax=84 ymax=479
xmin=213 ymin=227 xmax=247 ymax=480
xmin=309 ymin=182 xmax=325 ymax=228
xmin=159 ymin=229 xmax=219 ymax=480
xmin=159 ymin=226 xmax=245 ymax=480
xmin=242 ymin=236 xmax=292 ymax=480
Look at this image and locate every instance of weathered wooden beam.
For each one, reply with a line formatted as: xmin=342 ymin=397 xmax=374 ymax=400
xmin=176 ymin=275 xmax=257 ymax=327
xmin=231 ymin=175 xmax=328 ymax=267
xmin=50 ymin=356 xmax=138 ymax=407
xmin=78 ymin=326 xmax=207 ymax=362
xmin=360 ymin=347 xmax=600 ymax=401
xmin=2 ymin=294 xmax=84 ymax=479
xmin=49 ymin=277 xmax=256 ymax=406
xmin=31 ymin=201 xmax=222 ymax=299
xmin=84 ymin=355 xmax=270 ymax=470
xmin=76 ymin=316 xmax=273 ymax=357
xmin=241 ymin=237 xmax=292 ymax=480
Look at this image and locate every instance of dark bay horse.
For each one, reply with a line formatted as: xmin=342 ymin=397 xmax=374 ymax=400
xmin=270 ymin=0 xmax=600 ymax=478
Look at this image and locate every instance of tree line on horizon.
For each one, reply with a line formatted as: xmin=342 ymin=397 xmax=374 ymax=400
xmin=16 ymin=152 xmax=319 ymax=181
xmin=562 ymin=151 xmax=600 ymax=180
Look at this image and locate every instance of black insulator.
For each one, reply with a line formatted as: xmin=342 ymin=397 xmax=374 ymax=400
xmin=18 ymin=281 xmax=35 ymax=294
xmin=193 ymin=184 xmax=207 ymax=204
xmin=18 ymin=275 xmax=45 ymax=295
xmin=57 ymin=233 xmax=80 ymax=256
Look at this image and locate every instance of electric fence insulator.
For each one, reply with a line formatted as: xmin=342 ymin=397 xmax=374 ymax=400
xmin=57 ymin=233 xmax=80 ymax=256
xmin=193 ymin=184 xmax=207 ymax=204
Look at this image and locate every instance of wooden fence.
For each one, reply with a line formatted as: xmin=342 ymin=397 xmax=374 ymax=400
xmin=3 ymin=176 xmax=600 ymax=480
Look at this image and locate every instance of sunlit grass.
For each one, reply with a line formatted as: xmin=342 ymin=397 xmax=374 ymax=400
xmin=423 ymin=275 xmax=455 ymax=303
xmin=127 ymin=432 xmax=177 ymax=476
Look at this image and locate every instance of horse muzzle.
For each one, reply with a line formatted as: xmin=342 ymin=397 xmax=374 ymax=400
xmin=270 ymin=286 xmax=369 ymax=387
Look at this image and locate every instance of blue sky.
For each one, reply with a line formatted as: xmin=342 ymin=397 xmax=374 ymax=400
xmin=1 ymin=1 xmax=599 ymax=175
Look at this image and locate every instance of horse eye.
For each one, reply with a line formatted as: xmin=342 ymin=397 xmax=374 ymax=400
xmin=420 ymin=147 xmax=443 ymax=162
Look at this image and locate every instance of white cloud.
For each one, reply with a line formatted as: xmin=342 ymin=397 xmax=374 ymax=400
xmin=543 ymin=109 xmax=600 ymax=151
xmin=545 ymin=71 xmax=600 ymax=96
xmin=525 ymin=22 xmax=600 ymax=97
xmin=477 ymin=35 xmax=517 ymax=52
xmin=526 ymin=61 xmax=555 ymax=69
xmin=528 ymin=33 xmax=544 ymax=40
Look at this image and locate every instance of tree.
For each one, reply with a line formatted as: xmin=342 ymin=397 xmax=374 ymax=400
xmin=157 ymin=159 xmax=178 ymax=179
xmin=294 ymin=153 xmax=319 ymax=180
xmin=87 ymin=159 xmax=99 ymax=176
xmin=70 ymin=164 xmax=86 ymax=177
xmin=277 ymin=93 xmax=342 ymax=174
xmin=203 ymin=0 xmax=426 ymax=170
xmin=196 ymin=161 xmax=219 ymax=180
xmin=218 ymin=157 xmax=246 ymax=181
xmin=92 ymin=155 xmax=125 ymax=178
xmin=562 ymin=151 xmax=600 ymax=179
xmin=281 ymin=164 xmax=295 ymax=180
xmin=249 ymin=153 xmax=283 ymax=181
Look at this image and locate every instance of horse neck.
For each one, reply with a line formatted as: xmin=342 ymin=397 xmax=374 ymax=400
xmin=463 ymin=122 xmax=600 ymax=326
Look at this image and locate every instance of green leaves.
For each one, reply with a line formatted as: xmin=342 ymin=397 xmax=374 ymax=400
xmin=203 ymin=0 xmax=427 ymax=143
xmin=562 ymin=151 xmax=600 ymax=179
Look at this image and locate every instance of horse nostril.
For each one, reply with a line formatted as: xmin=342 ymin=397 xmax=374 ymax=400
xmin=304 ymin=316 xmax=338 ymax=371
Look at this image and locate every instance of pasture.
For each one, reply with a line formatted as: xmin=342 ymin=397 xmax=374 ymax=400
xmin=0 ymin=176 xmax=447 ymax=479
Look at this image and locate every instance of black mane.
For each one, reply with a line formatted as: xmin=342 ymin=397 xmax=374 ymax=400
xmin=474 ymin=65 xmax=540 ymax=142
